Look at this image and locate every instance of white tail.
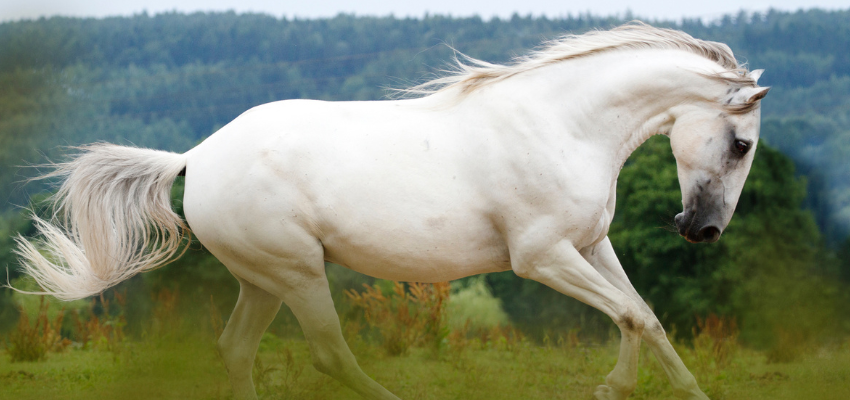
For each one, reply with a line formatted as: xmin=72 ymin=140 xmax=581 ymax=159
xmin=12 ymin=144 xmax=189 ymax=301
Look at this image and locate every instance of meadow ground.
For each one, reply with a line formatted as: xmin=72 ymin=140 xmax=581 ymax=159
xmin=2 ymin=333 xmax=849 ymax=400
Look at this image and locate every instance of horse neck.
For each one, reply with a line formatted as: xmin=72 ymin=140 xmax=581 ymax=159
xmin=473 ymin=49 xmax=728 ymax=172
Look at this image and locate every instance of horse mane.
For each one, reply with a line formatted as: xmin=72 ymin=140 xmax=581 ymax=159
xmin=403 ymin=22 xmax=758 ymax=113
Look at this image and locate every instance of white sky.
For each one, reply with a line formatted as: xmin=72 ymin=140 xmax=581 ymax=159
xmin=2 ymin=1 xmax=849 ymax=23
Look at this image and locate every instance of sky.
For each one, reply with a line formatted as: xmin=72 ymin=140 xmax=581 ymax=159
xmin=2 ymin=0 xmax=849 ymax=23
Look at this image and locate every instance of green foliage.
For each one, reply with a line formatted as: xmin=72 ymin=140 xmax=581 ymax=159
xmin=447 ymin=276 xmax=509 ymax=332
xmin=760 ymin=113 xmax=850 ymax=239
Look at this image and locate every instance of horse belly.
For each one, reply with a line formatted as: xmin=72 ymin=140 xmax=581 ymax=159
xmin=319 ymin=214 xmax=511 ymax=282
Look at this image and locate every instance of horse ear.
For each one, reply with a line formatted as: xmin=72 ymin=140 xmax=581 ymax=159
xmin=749 ymin=69 xmax=764 ymax=84
xmin=744 ymin=86 xmax=770 ymax=104
xmin=728 ymin=86 xmax=770 ymax=105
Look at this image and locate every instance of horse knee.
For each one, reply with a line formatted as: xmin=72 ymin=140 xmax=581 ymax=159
xmin=615 ymin=305 xmax=646 ymax=334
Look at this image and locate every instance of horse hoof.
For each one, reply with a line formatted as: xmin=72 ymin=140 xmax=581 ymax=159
xmin=594 ymin=384 xmax=628 ymax=400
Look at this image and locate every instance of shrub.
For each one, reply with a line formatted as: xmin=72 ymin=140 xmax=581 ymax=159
xmin=4 ymin=297 xmax=69 ymax=362
xmin=447 ymin=276 xmax=509 ymax=332
xmin=345 ymin=281 xmax=449 ymax=356
xmin=692 ymin=313 xmax=738 ymax=370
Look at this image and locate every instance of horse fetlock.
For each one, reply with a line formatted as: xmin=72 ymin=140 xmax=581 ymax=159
xmin=594 ymin=384 xmax=632 ymax=400
xmin=605 ymin=370 xmax=637 ymax=396
xmin=232 ymin=390 xmax=259 ymax=400
xmin=671 ymin=377 xmax=708 ymax=400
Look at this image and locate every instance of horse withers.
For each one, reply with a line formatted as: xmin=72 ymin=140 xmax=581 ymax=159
xmin=13 ymin=23 xmax=768 ymax=400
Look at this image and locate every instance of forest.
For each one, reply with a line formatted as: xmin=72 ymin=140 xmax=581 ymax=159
xmin=1 ymin=9 xmax=850 ymax=399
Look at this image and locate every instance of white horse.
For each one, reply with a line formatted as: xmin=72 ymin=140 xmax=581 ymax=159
xmin=13 ymin=23 xmax=769 ymax=400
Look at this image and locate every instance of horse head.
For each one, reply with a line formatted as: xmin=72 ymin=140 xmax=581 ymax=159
xmin=670 ymin=70 xmax=770 ymax=243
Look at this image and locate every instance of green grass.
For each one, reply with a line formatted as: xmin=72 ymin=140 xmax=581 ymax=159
xmin=0 ymin=338 xmax=229 ymax=400
xmin=2 ymin=335 xmax=849 ymax=400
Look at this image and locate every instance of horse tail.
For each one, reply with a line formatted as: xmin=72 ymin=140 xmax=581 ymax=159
xmin=11 ymin=144 xmax=189 ymax=301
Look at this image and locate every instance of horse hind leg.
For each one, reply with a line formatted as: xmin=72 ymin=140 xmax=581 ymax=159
xmin=217 ymin=278 xmax=282 ymax=400
xmin=218 ymin=242 xmax=400 ymax=400
xmin=278 ymin=262 xmax=401 ymax=400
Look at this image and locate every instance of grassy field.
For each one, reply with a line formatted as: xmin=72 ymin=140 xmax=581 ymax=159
xmin=2 ymin=332 xmax=849 ymax=400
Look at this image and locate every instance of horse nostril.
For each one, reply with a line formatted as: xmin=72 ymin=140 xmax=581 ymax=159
xmin=699 ymin=226 xmax=721 ymax=243
xmin=674 ymin=213 xmax=687 ymax=234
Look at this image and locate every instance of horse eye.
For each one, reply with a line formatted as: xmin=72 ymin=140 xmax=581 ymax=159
xmin=734 ymin=140 xmax=750 ymax=154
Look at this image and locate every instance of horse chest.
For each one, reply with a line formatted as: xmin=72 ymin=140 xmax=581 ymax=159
xmin=572 ymin=178 xmax=618 ymax=249
xmin=498 ymin=167 xmax=617 ymax=251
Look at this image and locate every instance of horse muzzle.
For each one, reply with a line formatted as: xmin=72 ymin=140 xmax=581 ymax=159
xmin=674 ymin=211 xmax=721 ymax=243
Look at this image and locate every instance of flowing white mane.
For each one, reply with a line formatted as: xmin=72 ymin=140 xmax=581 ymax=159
xmin=406 ymin=22 xmax=755 ymax=109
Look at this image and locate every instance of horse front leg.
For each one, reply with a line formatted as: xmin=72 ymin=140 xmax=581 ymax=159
xmin=582 ymin=237 xmax=709 ymax=400
xmin=512 ymin=239 xmax=645 ymax=400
